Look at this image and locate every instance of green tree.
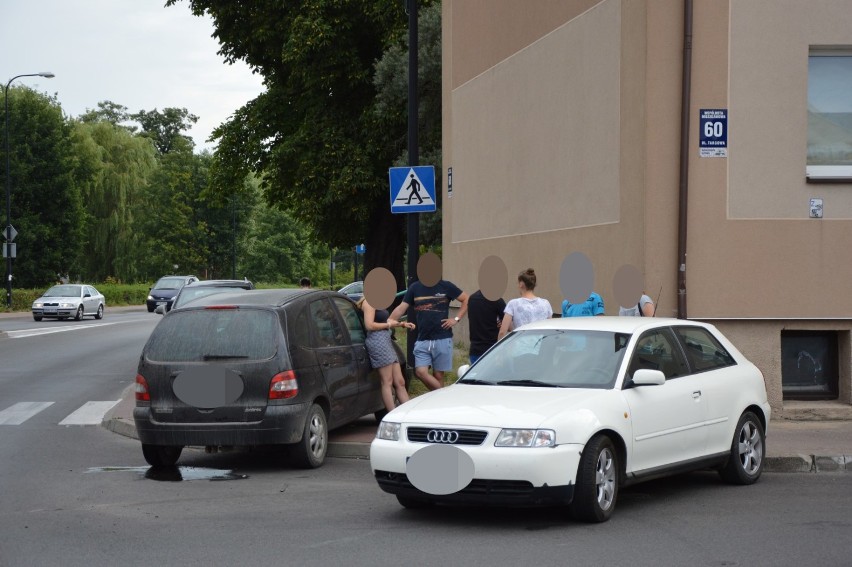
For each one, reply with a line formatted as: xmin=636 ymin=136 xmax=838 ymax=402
xmin=131 ymin=107 xmax=199 ymax=155
xmin=71 ymin=119 xmax=158 ymax=282
xmin=2 ymin=86 xmax=84 ymax=287
xmin=166 ymin=0 xmax=437 ymax=287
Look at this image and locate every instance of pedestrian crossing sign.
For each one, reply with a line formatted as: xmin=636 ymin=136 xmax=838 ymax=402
xmin=389 ymin=165 xmax=436 ymax=213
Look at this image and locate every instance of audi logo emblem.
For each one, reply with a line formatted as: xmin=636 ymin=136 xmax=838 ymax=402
xmin=426 ymin=429 xmax=460 ymax=443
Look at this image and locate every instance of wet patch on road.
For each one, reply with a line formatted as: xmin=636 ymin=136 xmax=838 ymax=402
xmin=85 ymin=465 xmax=248 ymax=481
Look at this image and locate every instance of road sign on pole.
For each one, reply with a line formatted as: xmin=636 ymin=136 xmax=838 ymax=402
xmin=4 ymin=225 xmax=16 ymax=242
xmin=389 ymin=166 xmax=436 ymax=213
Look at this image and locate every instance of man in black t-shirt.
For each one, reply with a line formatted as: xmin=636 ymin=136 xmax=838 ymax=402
xmin=390 ymin=279 xmax=469 ymax=390
xmin=467 ymin=290 xmax=506 ymax=364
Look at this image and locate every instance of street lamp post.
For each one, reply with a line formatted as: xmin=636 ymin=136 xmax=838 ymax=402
xmin=4 ymin=71 xmax=54 ymax=308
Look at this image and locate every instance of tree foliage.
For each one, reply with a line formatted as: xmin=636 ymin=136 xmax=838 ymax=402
xmin=2 ymin=86 xmax=85 ymax=287
xmin=166 ymin=0 xmax=439 ymax=287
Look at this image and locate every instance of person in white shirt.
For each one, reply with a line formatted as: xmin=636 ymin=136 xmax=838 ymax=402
xmin=498 ymin=268 xmax=553 ymax=340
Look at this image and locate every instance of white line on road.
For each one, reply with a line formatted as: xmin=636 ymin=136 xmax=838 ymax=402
xmin=58 ymin=400 xmax=121 ymax=426
xmin=0 ymin=402 xmax=55 ymax=425
xmin=6 ymin=322 xmax=121 ymax=339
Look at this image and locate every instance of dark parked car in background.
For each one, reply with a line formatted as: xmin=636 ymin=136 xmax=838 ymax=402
xmin=31 ymin=284 xmax=105 ymax=321
xmin=146 ymin=275 xmax=198 ymax=312
xmin=157 ymin=278 xmax=255 ymax=314
xmin=134 ymin=289 xmax=404 ymax=469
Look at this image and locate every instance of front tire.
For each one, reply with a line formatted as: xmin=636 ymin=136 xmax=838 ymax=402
xmin=141 ymin=444 xmax=183 ymax=467
xmin=74 ymin=305 xmax=84 ymax=321
xmin=572 ymin=434 xmax=619 ymax=523
xmin=719 ymin=411 xmax=765 ymax=485
xmin=33 ymin=314 xmax=43 ymax=321
xmin=95 ymin=304 xmax=104 ymax=319
xmin=291 ymin=404 xmax=328 ymax=469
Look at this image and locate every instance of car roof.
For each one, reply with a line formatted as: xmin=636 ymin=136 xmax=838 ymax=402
xmin=181 ymin=288 xmax=345 ymax=309
xmin=515 ymin=316 xmax=711 ymax=335
xmin=183 ymin=279 xmax=253 ymax=288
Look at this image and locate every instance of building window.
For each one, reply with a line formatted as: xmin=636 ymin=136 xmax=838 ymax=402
xmin=807 ymin=50 xmax=852 ymax=181
xmin=781 ymin=331 xmax=839 ymax=400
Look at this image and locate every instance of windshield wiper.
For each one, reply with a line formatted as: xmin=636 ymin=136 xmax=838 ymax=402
xmin=202 ymin=354 xmax=249 ymax=360
xmin=496 ymin=379 xmax=560 ymax=388
xmin=457 ymin=378 xmax=496 ymax=385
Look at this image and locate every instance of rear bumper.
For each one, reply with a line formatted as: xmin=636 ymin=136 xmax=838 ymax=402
xmin=133 ymin=402 xmax=311 ymax=446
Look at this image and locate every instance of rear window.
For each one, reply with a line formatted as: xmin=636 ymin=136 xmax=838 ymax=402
xmin=154 ymin=277 xmax=186 ymax=290
xmin=145 ymin=308 xmax=279 ymax=362
xmin=174 ymin=287 xmax=246 ymax=308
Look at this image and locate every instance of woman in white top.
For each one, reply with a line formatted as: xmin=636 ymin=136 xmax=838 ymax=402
xmin=498 ymin=268 xmax=553 ymax=340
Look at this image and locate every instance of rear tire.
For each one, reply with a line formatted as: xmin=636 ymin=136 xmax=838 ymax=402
xmin=291 ymin=404 xmax=328 ymax=469
xmin=572 ymin=434 xmax=619 ymax=523
xmin=141 ymin=444 xmax=183 ymax=467
xmin=374 ymin=408 xmax=388 ymax=422
xmin=95 ymin=304 xmax=104 ymax=319
xmin=719 ymin=411 xmax=765 ymax=485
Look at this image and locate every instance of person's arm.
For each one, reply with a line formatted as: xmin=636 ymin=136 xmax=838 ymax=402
xmin=594 ymin=294 xmax=605 ymax=316
xmin=363 ymin=302 xmax=393 ymax=332
xmin=497 ymin=313 xmax=513 ymax=340
xmin=641 ymin=300 xmax=656 ymax=317
xmin=455 ymin=291 xmax=469 ymax=321
xmin=388 ymin=299 xmax=409 ymax=322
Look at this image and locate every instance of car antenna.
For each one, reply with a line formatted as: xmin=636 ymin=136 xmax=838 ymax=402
xmin=653 ymin=285 xmax=662 ymax=317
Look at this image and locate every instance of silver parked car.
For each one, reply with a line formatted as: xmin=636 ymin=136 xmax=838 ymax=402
xmin=32 ymin=284 xmax=105 ymax=321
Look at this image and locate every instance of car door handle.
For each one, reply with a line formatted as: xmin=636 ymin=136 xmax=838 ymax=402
xmin=692 ymin=390 xmax=702 ymax=399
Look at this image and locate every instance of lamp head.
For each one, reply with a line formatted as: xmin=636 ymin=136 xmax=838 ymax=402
xmin=39 ymin=72 xmax=55 ymax=78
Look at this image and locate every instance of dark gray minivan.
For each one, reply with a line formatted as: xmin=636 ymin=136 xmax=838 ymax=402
xmin=134 ymin=289 xmax=403 ymax=468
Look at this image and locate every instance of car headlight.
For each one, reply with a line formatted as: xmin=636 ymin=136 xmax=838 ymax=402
xmin=59 ymin=302 xmax=75 ymax=308
xmin=376 ymin=421 xmax=401 ymax=441
xmin=33 ymin=302 xmax=43 ymax=308
xmin=147 ymin=295 xmax=154 ymax=301
xmin=495 ymin=428 xmax=556 ymax=448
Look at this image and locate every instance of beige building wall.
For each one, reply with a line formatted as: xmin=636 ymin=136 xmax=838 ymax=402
xmin=442 ymin=0 xmax=852 ymax=419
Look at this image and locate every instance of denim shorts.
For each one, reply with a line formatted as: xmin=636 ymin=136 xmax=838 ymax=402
xmin=413 ymin=338 xmax=454 ymax=372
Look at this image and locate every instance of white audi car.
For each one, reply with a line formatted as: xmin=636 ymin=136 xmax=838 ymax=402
xmin=370 ymin=317 xmax=770 ymax=522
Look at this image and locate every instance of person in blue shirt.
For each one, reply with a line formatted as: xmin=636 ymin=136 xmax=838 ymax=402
xmin=562 ymin=292 xmax=605 ymax=317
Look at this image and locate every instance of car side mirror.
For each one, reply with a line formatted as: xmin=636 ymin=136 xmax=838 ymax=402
xmin=625 ymin=369 xmax=666 ymax=388
xmin=84 ymin=293 xmax=91 ymax=298
xmin=155 ymin=305 xmax=166 ymax=315
xmin=457 ymin=364 xmax=470 ymax=378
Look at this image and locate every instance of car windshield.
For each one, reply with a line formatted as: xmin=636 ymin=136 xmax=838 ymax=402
xmin=459 ymin=329 xmax=631 ymax=389
xmin=145 ymin=308 xmax=279 ymax=362
xmin=153 ymin=277 xmax=187 ymax=290
xmin=44 ymin=285 xmax=81 ymax=297
xmin=174 ymin=287 xmax=247 ymax=308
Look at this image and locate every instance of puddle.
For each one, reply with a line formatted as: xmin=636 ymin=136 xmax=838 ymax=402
xmin=86 ymin=466 xmax=248 ymax=481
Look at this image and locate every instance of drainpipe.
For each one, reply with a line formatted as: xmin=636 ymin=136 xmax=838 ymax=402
xmin=677 ymin=0 xmax=694 ymax=319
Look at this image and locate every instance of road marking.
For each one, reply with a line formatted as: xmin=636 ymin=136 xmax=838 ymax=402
xmin=58 ymin=400 xmax=121 ymax=426
xmin=6 ymin=322 xmax=121 ymax=339
xmin=0 ymin=402 xmax=55 ymax=425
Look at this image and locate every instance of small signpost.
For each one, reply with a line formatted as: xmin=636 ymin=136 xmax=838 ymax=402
xmin=699 ymin=109 xmax=728 ymax=158
xmin=389 ymin=166 xmax=436 ymax=213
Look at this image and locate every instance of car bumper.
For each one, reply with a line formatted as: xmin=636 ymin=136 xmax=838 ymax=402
xmin=32 ymin=307 xmax=77 ymax=318
xmin=133 ymin=402 xmax=311 ymax=446
xmin=370 ymin=436 xmax=583 ymax=506
xmin=146 ymin=299 xmax=173 ymax=310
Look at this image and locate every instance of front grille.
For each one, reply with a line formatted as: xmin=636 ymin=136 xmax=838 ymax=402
xmin=407 ymin=426 xmax=488 ymax=446
xmin=375 ymin=471 xmax=534 ymax=496
xmin=44 ymin=302 xmax=59 ymax=306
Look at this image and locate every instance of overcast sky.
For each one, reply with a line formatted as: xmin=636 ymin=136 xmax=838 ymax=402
xmin=1 ymin=0 xmax=265 ymax=151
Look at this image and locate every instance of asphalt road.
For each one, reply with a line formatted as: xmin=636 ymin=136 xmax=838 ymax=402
xmin=2 ymin=309 xmax=852 ymax=566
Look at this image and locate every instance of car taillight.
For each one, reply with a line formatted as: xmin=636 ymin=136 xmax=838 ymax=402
xmin=135 ymin=374 xmax=150 ymax=402
xmin=269 ymin=370 xmax=298 ymax=400
xmin=205 ymin=305 xmax=238 ymax=310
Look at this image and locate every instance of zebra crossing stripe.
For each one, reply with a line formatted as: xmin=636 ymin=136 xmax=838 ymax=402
xmin=0 ymin=402 xmax=55 ymax=425
xmin=58 ymin=400 xmax=120 ymax=426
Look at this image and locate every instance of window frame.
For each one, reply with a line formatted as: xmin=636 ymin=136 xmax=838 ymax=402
xmin=806 ymin=48 xmax=852 ymax=181
xmin=672 ymin=325 xmax=737 ymax=375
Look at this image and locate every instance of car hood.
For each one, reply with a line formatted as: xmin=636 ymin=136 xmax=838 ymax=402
xmin=388 ymin=384 xmax=609 ymax=429
xmin=150 ymin=289 xmax=179 ymax=298
xmin=34 ymin=295 xmax=80 ymax=302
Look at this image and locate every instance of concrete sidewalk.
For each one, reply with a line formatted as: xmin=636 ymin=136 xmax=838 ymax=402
xmin=103 ymin=384 xmax=852 ymax=472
